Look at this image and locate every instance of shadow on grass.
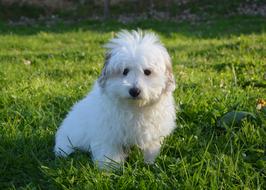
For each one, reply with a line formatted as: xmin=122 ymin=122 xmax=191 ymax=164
xmin=0 ymin=16 xmax=265 ymax=38
xmin=0 ymin=93 xmax=95 ymax=188
xmin=0 ymin=131 xmax=96 ymax=189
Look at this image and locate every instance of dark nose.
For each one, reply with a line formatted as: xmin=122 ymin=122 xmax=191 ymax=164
xmin=129 ymin=87 xmax=141 ymax=98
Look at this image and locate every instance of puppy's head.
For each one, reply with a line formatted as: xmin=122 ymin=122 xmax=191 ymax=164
xmin=98 ymin=30 xmax=175 ymax=106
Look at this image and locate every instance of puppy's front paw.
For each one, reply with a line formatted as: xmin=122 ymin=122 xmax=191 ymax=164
xmin=91 ymin=145 xmax=126 ymax=170
xmin=95 ymin=159 xmax=123 ymax=171
xmin=144 ymin=157 xmax=156 ymax=164
xmin=143 ymin=142 xmax=161 ymax=164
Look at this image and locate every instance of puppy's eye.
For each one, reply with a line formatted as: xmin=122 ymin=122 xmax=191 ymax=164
xmin=123 ymin=68 xmax=129 ymax=76
xmin=144 ymin=69 xmax=151 ymax=76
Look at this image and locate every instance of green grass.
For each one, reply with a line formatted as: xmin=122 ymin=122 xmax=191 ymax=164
xmin=0 ymin=16 xmax=265 ymax=189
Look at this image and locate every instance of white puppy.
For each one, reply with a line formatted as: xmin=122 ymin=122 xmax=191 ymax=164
xmin=54 ymin=30 xmax=176 ymax=168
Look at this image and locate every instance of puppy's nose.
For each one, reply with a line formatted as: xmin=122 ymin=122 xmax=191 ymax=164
xmin=129 ymin=87 xmax=141 ymax=98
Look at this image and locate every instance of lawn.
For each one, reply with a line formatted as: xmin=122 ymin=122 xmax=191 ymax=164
xmin=0 ymin=16 xmax=265 ymax=189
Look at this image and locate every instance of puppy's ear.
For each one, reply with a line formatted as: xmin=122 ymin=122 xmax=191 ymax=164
xmin=165 ymin=54 xmax=175 ymax=92
xmin=98 ymin=53 xmax=111 ymax=88
xmin=165 ymin=59 xmax=176 ymax=92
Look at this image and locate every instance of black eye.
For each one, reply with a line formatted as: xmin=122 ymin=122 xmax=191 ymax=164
xmin=144 ymin=69 xmax=151 ymax=76
xmin=123 ymin=68 xmax=129 ymax=76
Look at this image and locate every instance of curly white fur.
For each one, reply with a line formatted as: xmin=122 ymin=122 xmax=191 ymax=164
xmin=54 ymin=30 xmax=176 ymax=169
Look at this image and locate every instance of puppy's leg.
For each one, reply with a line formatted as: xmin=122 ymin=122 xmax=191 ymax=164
xmin=142 ymin=140 xmax=161 ymax=164
xmin=91 ymin=143 xmax=125 ymax=169
xmin=54 ymin=135 xmax=75 ymax=157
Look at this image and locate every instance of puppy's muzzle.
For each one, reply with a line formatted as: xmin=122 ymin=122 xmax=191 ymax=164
xmin=129 ymin=87 xmax=141 ymax=98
